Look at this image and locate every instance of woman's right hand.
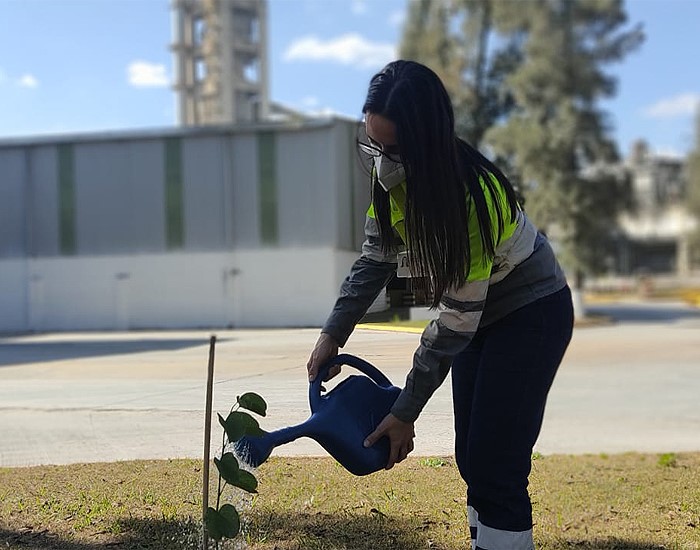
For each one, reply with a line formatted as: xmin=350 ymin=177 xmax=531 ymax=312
xmin=306 ymin=332 xmax=340 ymax=382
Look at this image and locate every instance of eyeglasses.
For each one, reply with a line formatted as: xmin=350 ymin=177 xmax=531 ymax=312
xmin=355 ymin=124 xmax=401 ymax=162
xmin=355 ymin=138 xmax=402 ymax=163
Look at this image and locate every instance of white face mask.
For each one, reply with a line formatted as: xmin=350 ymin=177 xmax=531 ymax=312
xmin=375 ymin=155 xmax=405 ymax=192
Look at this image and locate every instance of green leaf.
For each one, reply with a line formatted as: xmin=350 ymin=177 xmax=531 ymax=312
xmin=213 ymin=453 xmax=240 ymax=485
xmin=205 ymin=505 xmax=240 ymax=540
xmin=237 ymin=392 xmax=267 ymax=417
xmin=214 ymin=453 xmax=258 ymax=493
xmin=219 ymin=411 xmax=265 ymax=442
xmin=230 ymin=469 xmax=258 ymax=494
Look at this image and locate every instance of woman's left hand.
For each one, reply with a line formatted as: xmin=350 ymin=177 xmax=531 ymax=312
xmin=363 ymin=413 xmax=415 ymax=470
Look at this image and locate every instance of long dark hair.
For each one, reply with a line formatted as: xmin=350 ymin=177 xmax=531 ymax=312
xmin=363 ymin=60 xmax=519 ymax=307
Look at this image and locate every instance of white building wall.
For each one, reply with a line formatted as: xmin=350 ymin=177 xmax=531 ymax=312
xmin=0 ymin=260 xmax=28 ymax=333
xmin=1 ymin=248 xmax=359 ymax=332
xmin=0 ymin=119 xmax=378 ymax=334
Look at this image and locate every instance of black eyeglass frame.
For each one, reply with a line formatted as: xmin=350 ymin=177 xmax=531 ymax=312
xmin=354 ymin=123 xmax=402 ymax=163
xmin=355 ymin=139 xmax=403 ymax=164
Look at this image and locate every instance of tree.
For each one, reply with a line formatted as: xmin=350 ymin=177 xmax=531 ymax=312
xmin=486 ymin=0 xmax=644 ymax=288
xmin=399 ymin=0 xmax=519 ymax=148
xmin=687 ymin=110 xmax=700 ymax=266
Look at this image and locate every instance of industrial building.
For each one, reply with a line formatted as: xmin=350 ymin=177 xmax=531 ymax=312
xmin=171 ymin=0 xmax=270 ymax=126
xmin=0 ymin=119 xmax=376 ymax=333
xmin=0 ymin=0 xmax=388 ymax=334
xmin=617 ymin=140 xmax=697 ymax=276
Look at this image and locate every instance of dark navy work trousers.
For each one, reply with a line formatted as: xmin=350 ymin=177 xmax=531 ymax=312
xmin=451 ymin=286 xmax=574 ymax=533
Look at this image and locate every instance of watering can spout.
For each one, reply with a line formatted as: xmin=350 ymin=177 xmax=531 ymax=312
xmin=234 ymin=354 xmax=401 ymax=476
xmin=234 ymin=422 xmax=308 ymax=467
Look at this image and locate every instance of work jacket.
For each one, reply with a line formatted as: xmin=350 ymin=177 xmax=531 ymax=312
xmin=322 ymin=174 xmax=567 ymax=422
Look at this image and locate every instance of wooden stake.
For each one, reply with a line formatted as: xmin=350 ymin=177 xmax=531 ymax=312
xmin=202 ymin=335 xmax=216 ymax=550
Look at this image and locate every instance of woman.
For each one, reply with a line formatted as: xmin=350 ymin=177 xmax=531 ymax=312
xmin=307 ymin=60 xmax=573 ymax=550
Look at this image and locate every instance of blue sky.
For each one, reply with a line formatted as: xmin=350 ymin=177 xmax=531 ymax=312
xmin=0 ymin=0 xmax=698 ymax=158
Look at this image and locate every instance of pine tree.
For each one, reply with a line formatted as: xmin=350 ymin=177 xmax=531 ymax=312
xmin=687 ymin=110 xmax=700 ymax=267
xmin=485 ymin=0 xmax=643 ymax=287
xmin=399 ymin=0 xmax=518 ymax=148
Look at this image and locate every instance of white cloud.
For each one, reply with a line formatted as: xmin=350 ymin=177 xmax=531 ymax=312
xmin=351 ymin=0 xmax=367 ymax=15
xmin=0 ymin=70 xmax=39 ymax=89
xmin=389 ymin=9 xmax=405 ymax=27
xmin=301 ymin=96 xmax=320 ymax=108
xmin=17 ymin=74 xmax=39 ymax=88
xmin=283 ymin=33 xmax=395 ymax=69
xmin=127 ymin=61 xmax=169 ymax=87
xmin=643 ymin=93 xmax=700 ymax=119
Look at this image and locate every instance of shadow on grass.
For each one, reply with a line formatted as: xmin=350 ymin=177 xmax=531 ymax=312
xmin=247 ymin=509 xmax=438 ymax=549
xmin=247 ymin=511 xmax=678 ymax=549
xmin=549 ymin=539 xmax=668 ymax=550
xmin=0 ymin=517 xmax=200 ymax=550
xmin=0 ymin=526 xmax=105 ymax=550
xmin=0 ymin=521 xmax=675 ymax=550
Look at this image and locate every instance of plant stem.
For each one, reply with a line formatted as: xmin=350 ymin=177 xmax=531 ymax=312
xmin=215 ymin=407 xmax=229 ymax=511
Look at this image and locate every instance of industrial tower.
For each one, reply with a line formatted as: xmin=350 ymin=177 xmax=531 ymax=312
xmin=171 ymin=0 xmax=270 ymax=126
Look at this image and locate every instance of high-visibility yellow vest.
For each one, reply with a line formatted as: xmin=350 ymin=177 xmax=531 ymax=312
xmin=367 ymin=174 xmax=518 ymax=282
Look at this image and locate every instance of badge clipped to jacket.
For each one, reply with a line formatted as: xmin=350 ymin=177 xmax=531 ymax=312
xmin=396 ymin=250 xmax=411 ymax=278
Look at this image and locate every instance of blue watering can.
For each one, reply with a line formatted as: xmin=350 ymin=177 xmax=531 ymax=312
xmin=235 ymin=354 xmax=401 ymax=476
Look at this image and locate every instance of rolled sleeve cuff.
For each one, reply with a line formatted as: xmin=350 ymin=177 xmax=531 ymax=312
xmin=320 ymin=324 xmax=351 ymax=348
xmin=390 ymin=390 xmax=425 ymax=423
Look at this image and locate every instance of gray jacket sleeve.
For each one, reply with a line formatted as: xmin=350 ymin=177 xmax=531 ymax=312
xmin=390 ymin=279 xmax=489 ymax=422
xmin=321 ymin=216 xmax=398 ymax=347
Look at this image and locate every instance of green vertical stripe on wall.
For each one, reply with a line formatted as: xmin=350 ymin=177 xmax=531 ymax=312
xmin=57 ymin=144 xmax=76 ymax=255
xmin=164 ymin=137 xmax=184 ymax=249
xmin=258 ymin=132 xmax=278 ymax=245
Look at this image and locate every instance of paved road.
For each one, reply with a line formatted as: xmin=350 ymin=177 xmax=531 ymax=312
xmin=1 ymin=300 xmax=699 ymax=468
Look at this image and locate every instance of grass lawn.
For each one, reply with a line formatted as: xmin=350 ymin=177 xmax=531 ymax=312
xmin=1 ymin=452 xmax=699 ymax=549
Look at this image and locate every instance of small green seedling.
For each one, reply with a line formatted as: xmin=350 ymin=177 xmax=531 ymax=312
xmin=657 ymin=452 xmax=677 ymax=468
xmin=420 ymin=457 xmax=448 ymax=468
xmin=205 ymin=392 xmax=268 ymax=546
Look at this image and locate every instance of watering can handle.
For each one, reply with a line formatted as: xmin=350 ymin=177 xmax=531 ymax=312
xmin=309 ymin=353 xmax=394 ymax=411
